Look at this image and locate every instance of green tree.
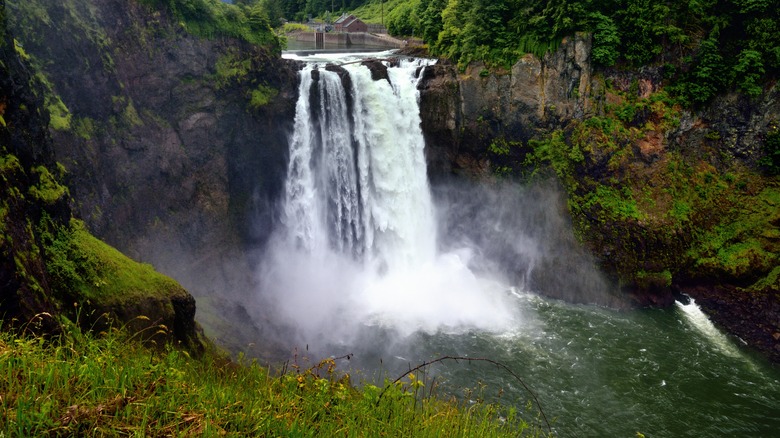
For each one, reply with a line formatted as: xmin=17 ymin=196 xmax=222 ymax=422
xmin=436 ymin=0 xmax=468 ymax=60
xmin=417 ymin=0 xmax=448 ymax=45
xmin=387 ymin=0 xmax=421 ymax=36
xmin=733 ymin=49 xmax=765 ymax=96
xmin=258 ymin=0 xmax=285 ymax=27
xmin=617 ymin=0 xmax=660 ymax=65
xmin=457 ymin=0 xmax=511 ymax=65
xmin=679 ymin=32 xmax=727 ymax=105
xmin=590 ymin=11 xmax=619 ymax=66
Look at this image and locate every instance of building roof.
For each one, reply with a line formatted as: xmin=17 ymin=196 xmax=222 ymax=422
xmin=343 ymin=17 xmax=362 ymax=28
xmin=335 ymin=14 xmax=364 ymax=28
xmin=334 ymin=14 xmax=353 ymax=25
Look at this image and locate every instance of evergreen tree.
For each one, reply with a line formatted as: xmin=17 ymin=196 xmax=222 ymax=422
xmin=417 ymin=0 xmax=448 ymax=46
xmin=590 ymin=11 xmax=619 ymax=66
xmin=436 ymin=0 xmax=468 ymax=59
xmin=387 ymin=0 xmax=421 ymax=36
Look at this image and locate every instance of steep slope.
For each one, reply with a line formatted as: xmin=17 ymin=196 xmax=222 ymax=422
xmin=8 ymin=0 xmax=778 ymax=362
xmin=6 ymin=0 xmax=300 ymax=358
xmin=7 ymin=0 xmax=298 ymax=335
xmin=7 ymin=0 xmax=298 ymax=262
xmin=1 ymin=2 xmax=203 ymax=351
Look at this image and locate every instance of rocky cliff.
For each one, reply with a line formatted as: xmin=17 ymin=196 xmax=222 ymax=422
xmin=6 ymin=0 xmax=299 ymax=351
xmin=1 ymin=5 xmax=68 ymax=335
xmin=1 ymin=1 xmax=205 ymax=351
xmin=417 ymin=34 xmax=780 ymax=361
xmin=420 ymin=34 xmax=593 ymax=180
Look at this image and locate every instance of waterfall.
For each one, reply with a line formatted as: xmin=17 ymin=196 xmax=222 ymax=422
xmin=263 ymin=53 xmax=518 ymax=343
xmin=283 ymin=59 xmax=436 ymax=273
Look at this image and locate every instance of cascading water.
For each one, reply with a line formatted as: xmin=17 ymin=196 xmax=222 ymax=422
xmin=262 ymin=52 xmax=518 ymax=343
xmin=284 ymin=60 xmax=436 ymax=272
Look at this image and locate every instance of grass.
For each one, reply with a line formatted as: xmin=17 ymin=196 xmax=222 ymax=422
xmin=40 ymin=218 xmax=184 ymax=307
xmin=281 ymin=22 xmax=310 ymax=33
xmin=350 ymin=0 xmax=407 ymax=24
xmin=0 ymin=326 xmax=546 ymax=437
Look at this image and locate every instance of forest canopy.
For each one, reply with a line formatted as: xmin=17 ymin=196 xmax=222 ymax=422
xmin=268 ymin=0 xmax=779 ymax=105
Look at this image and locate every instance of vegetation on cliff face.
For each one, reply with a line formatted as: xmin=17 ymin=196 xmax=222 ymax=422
xmin=464 ymin=61 xmax=779 ymax=356
xmin=140 ymin=0 xmax=282 ymax=51
xmin=3 ymin=2 xmax=546 ymax=434
xmin=7 ymin=0 xmax=297 ymax=268
xmin=519 ymin=84 xmax=779 ymax=299
xmin=273 ymin=0 xmax=779 ymax=356
xmin=1 ymin=1 xmax=204 ymax=351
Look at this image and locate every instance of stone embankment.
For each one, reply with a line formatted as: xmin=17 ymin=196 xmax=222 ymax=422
xmin=291 ymin=31 xmax=405 ymax=49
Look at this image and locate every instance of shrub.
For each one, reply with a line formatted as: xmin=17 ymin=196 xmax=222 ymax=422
xmin=759 ymin=126 xmax=780 ymax=175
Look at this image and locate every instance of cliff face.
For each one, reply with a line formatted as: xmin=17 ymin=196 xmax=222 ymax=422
xmin=418 ymin=35 xmax=780 ymax=361
xmin=1 ymin=2 xmax=204 ymax=351
xmin=0 ymin=5 xmax=67 ymax=334
xmin=8 ymin=0 xmax=778 ymax=360
xmin=421 ymin=34 xmax=593 ymax=180
xmin=7 ymin=0 xmax=298 ymax=270
xmin=7 ymin=2 xmax=300 ymax=346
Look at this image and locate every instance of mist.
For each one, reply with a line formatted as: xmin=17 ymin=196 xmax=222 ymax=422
xmin=246 ymin=176 xmax=625 ymax=362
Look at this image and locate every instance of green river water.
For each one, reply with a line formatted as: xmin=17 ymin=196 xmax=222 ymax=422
xmin=361 ymin=293 xmax=780 ymax=437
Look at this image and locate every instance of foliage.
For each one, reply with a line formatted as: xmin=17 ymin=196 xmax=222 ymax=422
xmin=0 ymin=327 xmax=544 ymax=437
xmin=72 ymin=117 xmax=96 ymax=140
xmin=670 ymin=32 xmax=726 ymax=106
xmin=387 ymin=0 xmax=420 ymax=36
xmin=519 ymin=82 xmax=778 ymax=286
xmin=39 ymin=218 xmax=182 ymax=305
xmin=249 ymin=84 xmax=279 ymax=108
xmin=294 ymin=0 xmax=778 ymax=103
xmin=214 ymin=51 xmax=252 ymax=88
xmin=589 ymin=12 xmax=619 ymax=67
xmin=526 ymin=130 xmax=577 ymax=183
xmin=759 ymin=125 xmax=780 ymax=175
xmin=281 ymin=22 xmax=311 ymax=32
xmin=489 ymin=138 xmax=511 ymax=156
xmin=348 ymin=0 xmax=407 ymax=24
xmin=417 ymin=0 xmax=447 ymax=42
xmin=28 ymin=165 xmax=68 ymax=205
xmin=581 ymin=185 xmax=644 ymax=221
xmin=733 ymin=49 xmax=765 ymax=97
xmin=45 ymin=94 xmax=71 ymax=131
xmin=122 ymin=100 xmax=144 ymax=127
xmin=687 ymin=186 xmax=780 ymax=280
xmin=139 ymin=0 xmax=281 ymax=51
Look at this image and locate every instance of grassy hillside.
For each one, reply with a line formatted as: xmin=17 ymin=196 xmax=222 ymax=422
xmin=0 ymin=327 xmax=547 ymax=437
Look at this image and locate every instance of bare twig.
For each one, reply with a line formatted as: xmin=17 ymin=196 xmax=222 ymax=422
xmin=376 ymin=355 xmax=551 ymax=434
